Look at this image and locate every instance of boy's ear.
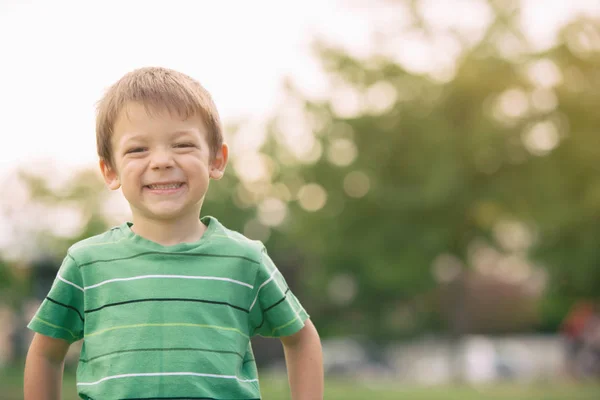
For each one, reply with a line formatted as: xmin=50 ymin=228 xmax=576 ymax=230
xmin=209 ymin=143 xmax=229 ymax=180
xmin=99 ymin=158 xmax=121 ymax=190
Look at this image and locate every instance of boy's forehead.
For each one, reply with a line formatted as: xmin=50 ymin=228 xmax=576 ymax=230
xmin=116 ymin=129 xmax=201 ymax=143
xmin=114 ymin=102 xmax=207 ymax=136
xmin=119 ymin=101 xmax=197 ymax=123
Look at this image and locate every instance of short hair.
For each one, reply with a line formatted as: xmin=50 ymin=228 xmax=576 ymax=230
xmin=96 ymin=67 xmax=223 ymax=167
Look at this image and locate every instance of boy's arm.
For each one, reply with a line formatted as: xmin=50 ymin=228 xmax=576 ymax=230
xmin=280 ymin=319 xmax=324 ymax=400
xmin=24 ymin=333 xmax=71 ymax=400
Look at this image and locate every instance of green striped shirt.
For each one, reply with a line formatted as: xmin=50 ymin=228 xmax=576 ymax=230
xmin=28 ymin=216 xmax=309 ymax=399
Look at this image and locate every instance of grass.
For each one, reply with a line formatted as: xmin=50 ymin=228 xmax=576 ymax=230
xmin=3 ymin=364 xmax=599 ymax=399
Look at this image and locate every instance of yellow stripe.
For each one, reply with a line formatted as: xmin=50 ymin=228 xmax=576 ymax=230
xmin=34 ymin=317 xmax=79 ymax=339
xmin=86 ymin=323 xmax=248 ymax=339
xmin=212 ymin=234 xmax=251 ymax=244
xmin=212 ymin=234 xmax=237 ymax=240
xmin=272 ymin=315 xmax=300 ymax=334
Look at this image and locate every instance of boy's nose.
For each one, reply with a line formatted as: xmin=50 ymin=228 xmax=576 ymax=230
xmin=149 ymin=148 xmax=174 ymax=169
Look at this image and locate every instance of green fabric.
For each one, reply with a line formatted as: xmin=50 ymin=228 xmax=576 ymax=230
xmin=28 ymin=216 xmax=309 ymax=399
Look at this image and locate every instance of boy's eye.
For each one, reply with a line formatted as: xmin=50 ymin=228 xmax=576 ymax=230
xmin=174 ymin=143 xmax=196 ymax=148
xmin=125 ymin=147 xmax=146 ymax=154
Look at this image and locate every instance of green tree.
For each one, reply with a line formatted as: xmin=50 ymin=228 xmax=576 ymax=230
xmin=250 ymin=1 xmax=600 ymax=339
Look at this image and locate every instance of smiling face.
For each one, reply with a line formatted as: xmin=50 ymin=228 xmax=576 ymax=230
xmin=100 ymin=102 xmax=228 ymax=225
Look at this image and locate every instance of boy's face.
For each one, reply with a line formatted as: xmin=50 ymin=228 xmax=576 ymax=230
xmin=100 ymin=102 xmax=227 ymax=224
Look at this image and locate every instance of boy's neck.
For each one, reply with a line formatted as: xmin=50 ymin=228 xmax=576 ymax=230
xmin=130 ymin=214 xmax=207 ymax=246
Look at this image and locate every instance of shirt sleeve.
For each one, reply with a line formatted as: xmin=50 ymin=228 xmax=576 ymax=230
xmin=27 ymin=253 xmax=85 ymax=343
xmin=249 ymin=248 xmax=310 ymax=338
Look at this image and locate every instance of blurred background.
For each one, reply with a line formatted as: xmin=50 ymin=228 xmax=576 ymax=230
xmin=1 ymin=0 xmax=600 ymax=398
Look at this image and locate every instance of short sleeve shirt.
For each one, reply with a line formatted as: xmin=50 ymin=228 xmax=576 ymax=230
xmin=28 ymin=216 xmax=309 ymax=399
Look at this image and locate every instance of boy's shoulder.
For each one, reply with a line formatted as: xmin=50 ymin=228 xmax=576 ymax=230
xmin=66 ymin=224 xmax=127 ymax=260
xmin=207 ymin=216 xmax=266 ymax=264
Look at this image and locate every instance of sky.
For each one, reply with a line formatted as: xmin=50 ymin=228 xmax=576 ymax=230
xmin=0 ymin=0 xmax=599 ymax=180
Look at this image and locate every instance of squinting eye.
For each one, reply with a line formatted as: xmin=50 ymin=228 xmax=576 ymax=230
xmin=126 ymin=147 xmax=146 ymax=154
xmin=174 ymin=143 xmax=195 ymax=148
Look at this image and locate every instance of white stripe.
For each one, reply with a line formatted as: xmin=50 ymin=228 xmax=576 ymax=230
xmin=84 ymin=274 xmax=253 ymax=290
xmin=58 ymin=275 xmax=84 ymax=292
xmin=249 ymin=269 xmax=278 ymax=311
xmin=76 ymin=371 xmax=258 ymax=386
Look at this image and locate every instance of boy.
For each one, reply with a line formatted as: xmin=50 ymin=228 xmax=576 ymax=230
xmin=24 ymin=67 xmax=324 ymax=399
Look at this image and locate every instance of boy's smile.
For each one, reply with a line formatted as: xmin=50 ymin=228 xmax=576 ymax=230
xmin=144 ymin=182 xmax=184 ymax=190
xmin=99 ymin=102 xmax=227 ymax=230
xmin=143 ymin=182 xmax=185 ymax=196
xmin=144 ymin=181 xmax=186 ymax=194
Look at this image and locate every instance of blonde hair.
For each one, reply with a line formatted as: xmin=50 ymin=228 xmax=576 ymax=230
xmin=96 ymin=67 xmax=223 ymax=167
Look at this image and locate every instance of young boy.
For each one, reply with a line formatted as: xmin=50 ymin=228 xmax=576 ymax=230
xmin=24 ymin=67 xmax=324 ymax=399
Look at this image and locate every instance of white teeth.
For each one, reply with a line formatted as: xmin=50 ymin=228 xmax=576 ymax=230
xmin=147 ymin=183 xmax=182 ymax=190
